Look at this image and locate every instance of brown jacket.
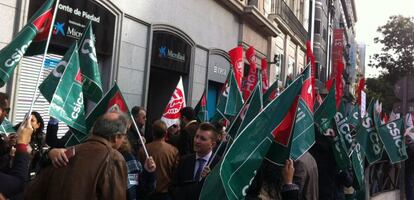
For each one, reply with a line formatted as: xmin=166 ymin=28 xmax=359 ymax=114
xmin=294 ymin=152 xmax=319 ymax=200
xmin=139 ymin=140 xmax=179 ymax=193
xmin=25 ymin=135 xmax=127 ymax=200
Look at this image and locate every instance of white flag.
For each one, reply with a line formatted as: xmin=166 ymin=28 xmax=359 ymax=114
xmin=161 ymin=77 xmax=186 ymax=128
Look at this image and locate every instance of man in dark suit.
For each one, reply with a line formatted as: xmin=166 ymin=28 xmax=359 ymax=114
xmin=170 ymin=122 xmax=220 ymax=200
xmin=178 ymin=107 xmax=199 ymax=156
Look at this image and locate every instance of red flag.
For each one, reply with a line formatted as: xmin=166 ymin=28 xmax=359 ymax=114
xmin=326 ymin=77 xmax=334 ymax=91
xmin=261 ymin=58 xmax=269 ymax=93
xmin=107 ymin=91 xmax=129 ymax=113
xmin=356 ymin=78 xmax=365 ymax=105
xmin=301 ymin=66 xmax=314 ymax=112
xmin=272 ymin=97 xmax=299 ymax=146
xmin=229 ymin=46 xmax=244 ymax=89
xmin=242 ymin=46 xmax=258 ymax=100
xmin=32 ymin=7 xmax=54 ymax=42
xmin=335 ymin=61 xmax=344 ymax=108
xmin=306 ymin=41 xmax=316 ymax=105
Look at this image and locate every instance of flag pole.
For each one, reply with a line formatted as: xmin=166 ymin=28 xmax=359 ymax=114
xmin=28 ymin=0 xmax=60 ymax=115
xmin=130 ymin=113 xmax=150 ymax=158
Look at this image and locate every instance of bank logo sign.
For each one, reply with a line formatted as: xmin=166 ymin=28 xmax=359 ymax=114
xmin=53 ymin=21 xmax=85 ymax=39
xmin=158 ymin=45 xmax=185 ymax=62
xmin=54 ymin=22 xmax=65 ymax=36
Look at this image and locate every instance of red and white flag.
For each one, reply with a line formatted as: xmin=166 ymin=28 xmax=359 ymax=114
xmin=261 ymin=58 xmax=269 ymax=93
xmin=161 ymin=77 xmax=186 ymax=127
xmin=242 ymin=46 xmax=258 ymax=100
xmin=229 ymin=46 xmax=244 ymax=89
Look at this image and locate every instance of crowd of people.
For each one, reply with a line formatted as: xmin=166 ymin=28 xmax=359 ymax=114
xmin=0 ymin=90 xmax=413 ymax=200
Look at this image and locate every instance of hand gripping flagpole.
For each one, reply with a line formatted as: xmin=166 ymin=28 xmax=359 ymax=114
xmin=130 ymin=113 xmax=150 ymax=158
xmin=28 ymin=0 xmax=60 ymax=116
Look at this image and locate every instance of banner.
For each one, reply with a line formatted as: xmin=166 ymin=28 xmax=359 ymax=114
xmin=39 ymin=43 xmax=77 ymax=102
xmin=49 ymin=43 xmax=87 ymax=134
xmin=0 ymin=0 xmax=55 ymax=87
xmin=78 ymin=21 xmax=103 ymax=102
xmin=242 ymin=46 xmax=258 ymax=100
xmin=332 ymin=29 xmax=344 ymax=76
xmin=228 ymin=47 xmax=243 ymax=89
xmin=161 ymin=76 xmax=186 ymax=128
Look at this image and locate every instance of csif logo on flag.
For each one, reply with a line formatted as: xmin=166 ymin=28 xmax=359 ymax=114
xmin=4 ymin=41 xmax=32 ymax=68
xmin=107 ymin=91 xmax=128 ymax=113
xmin=81 ymin=33 xmax=98 ymax=62
xmin=74 ymin=69 xmax=82 ymax=84
xmin=52 ymin=61 xmax=67 ymax=78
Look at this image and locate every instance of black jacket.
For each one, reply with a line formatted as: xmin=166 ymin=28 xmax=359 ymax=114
xmin=169 ymin=153 xmax=220 ymax=200
xmin=0 ymin=151 xmax=30 ymax=198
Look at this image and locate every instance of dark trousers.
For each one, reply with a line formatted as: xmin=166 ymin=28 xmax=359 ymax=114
xmin=406 ymin=175 xmax=414 ymax=200
xmin=149 ymin=192 xmax=171 ymax=200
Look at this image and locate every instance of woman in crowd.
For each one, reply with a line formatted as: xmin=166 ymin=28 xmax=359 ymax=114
xmin=13 ymin=112 xmax=47 ymax=177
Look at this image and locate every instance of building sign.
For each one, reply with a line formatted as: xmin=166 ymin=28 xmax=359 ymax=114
xmin=28 ymin=0 xmax=116 ymax=55
xmin=332 ymin=29 xmax=344 ymax=75
xmin=208 ymin=54 xmax=230 ymax=83
xmin=151 ymin=31 xmax=191 ymax=74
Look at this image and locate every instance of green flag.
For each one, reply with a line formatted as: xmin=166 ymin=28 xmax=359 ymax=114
xmin=263 ymin=79 xmax=279 ymax=107
xmin=66 ymin=83 xmax=129 ymax=146
xmin=0 ymin=0 xmax=55 ymax=87
xmin=356 ymin=100 xmax=384 ymax=164
xmin=200 ymin=161 xmax=228 ymax=200
xmin=216 ymin=70 xmax=244 ymax=120
xmin=227 ymin=71 xmax=263 ymax=140
xmin=0 ymin=118 xmax=16 ymax=136
xmin=334 ymin=101 xmax=353 ymax=153
xmin=86 ymin=83 xmax=129 ymax=132
xmin=348 ymin=105 xmax=360 ymax=130
xmin=331 ymin=119 xmax=351 ymax=169
xmin=351 ymin=142 xmax=365 ymax=190
xmin=219 ymin=74 xmax=302 ymax=200
xmin=39 ymin=43 xmax=77 ymax=102
xmin=78 ymin=21 xmax=103 ymax=102
xmin=194 ymin=91 xmax=208 ymax=122
xmin=266 ymin=65 xmax=316 ymax=164
xmin=290 ymin=65 xmax=315 ymax=160
xmin=49 ymin=43 xmax=87 ymax=134
xmin=377 ymin=118 xmax=408 ymax=164
xmin=314 ymin=82 xmax=336 ymax=135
